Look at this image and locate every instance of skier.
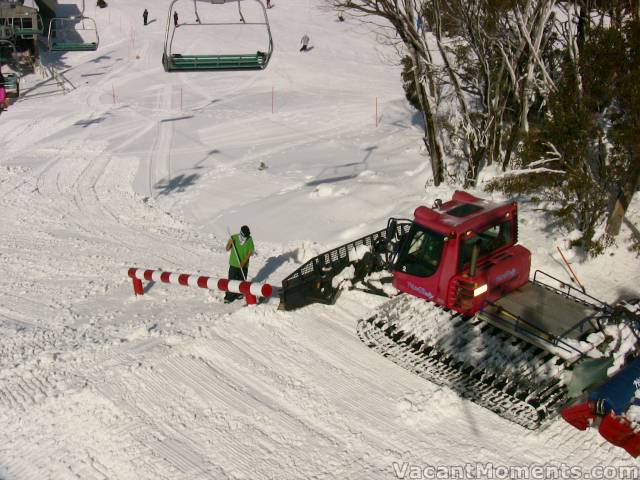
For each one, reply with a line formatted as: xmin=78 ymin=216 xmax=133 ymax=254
xmin=300 ymin=34 xmax=310 ymax=52
xmin=224 ymin=225 xmax=255 ymax=303
xmin=143 ymin=9 xmax=148 ymax=26
xmin=174 ymin=11 xmax=179 ymax=28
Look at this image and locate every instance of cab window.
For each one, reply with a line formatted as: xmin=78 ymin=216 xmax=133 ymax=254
xmin=394 ymin=225 xmax=445 ymax=277
xmin=459 ymin=221 xmax=512 ymax=269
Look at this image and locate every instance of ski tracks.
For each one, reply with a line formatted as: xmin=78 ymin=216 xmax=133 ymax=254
xmin=147 ymin=84 xmax=175 ymax=198
xmin=0 ymin=139 xmax=229 ymax=478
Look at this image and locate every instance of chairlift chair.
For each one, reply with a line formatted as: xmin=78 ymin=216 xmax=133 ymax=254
xmin=12 ymin=13 xmax=44 ymax=39
xmin=0 ymin=23 xmax=15 ymax=41
xmin=0 ymin=38 xmax=15 ymax=64
xmin=47 ymin=1 xmax=99 ymax=52
xmin=0 ymin=71 xmax=19 ymax=98
xmin=162 ymin=0 xmax=273 ymax=72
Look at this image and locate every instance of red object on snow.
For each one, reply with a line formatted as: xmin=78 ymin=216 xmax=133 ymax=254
xmin=599 ymin=413 xmax=636 ymax=447
xmin=562 ymin=405 xmax=640 ymax=458
xmin=560 ymin=402 xmax=596 ymax=430
xmin=623 ymin=434 xmax=640 ymax=458
xmin=127 ymin=267 xmax=273 ymax=305
xmin=560 ymin=357 xmax=640 ymax=458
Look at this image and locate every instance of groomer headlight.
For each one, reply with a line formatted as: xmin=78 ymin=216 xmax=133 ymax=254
xmin=474 ymin=284 xmax=488 ymax=296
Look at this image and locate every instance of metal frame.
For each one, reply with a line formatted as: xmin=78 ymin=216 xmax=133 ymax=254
xmin=479 ymin=270 xmax=616 ymax=361
xmin=0 ymin=71 xmax=19 ymax=97
xmin=279 ymin=221 xmax=412 ymax=310
xmin=46 ymin=1 xmax=99 ymax=52
xmin=0 ymin=13 xmax=43 ymax=38
xmin=162 ymin=0 xmax=273 ymax=71
xmin=532 ymin=270 xmax=610 ymax=311
xmin=12 ymin=13 xmax=44 ymax=38
xmin=0 ymin=22 xmax=15 ymax=41
xmin=0 ymin=34 xmax=34 ymax=74
xmin=0 ymin=38 xmax=15 ymax=63
xmin=531 ymin=270 xmax=640 ymax=341
xmin=480 ymin=300 xmax=591 ymax=359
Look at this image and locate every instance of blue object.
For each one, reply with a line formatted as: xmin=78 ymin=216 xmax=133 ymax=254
xmin=588 ymin=357 xmax=640 ymax=415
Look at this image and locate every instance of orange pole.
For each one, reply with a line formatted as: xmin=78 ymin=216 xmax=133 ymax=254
xmin=556 ymin=246 xmax=585 ymax=292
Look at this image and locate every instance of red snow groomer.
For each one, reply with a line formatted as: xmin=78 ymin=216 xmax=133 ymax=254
xmin=279 ymin=191 xmax=640 ymax=430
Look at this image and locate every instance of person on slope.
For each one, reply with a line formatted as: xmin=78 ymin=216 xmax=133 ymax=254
xmin=224 ymin=225 xmax=255 ymax=303
xmin=143 ymin=9 xmax=149 ymax=26
xmin=174 ymin=11 xmax=179 ymax=28
xmin=300 ymin=34 xmax=310 ymax=52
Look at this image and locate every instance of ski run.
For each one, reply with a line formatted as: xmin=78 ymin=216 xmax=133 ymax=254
xmin=1 ymin=0 xmax=639 ymax=479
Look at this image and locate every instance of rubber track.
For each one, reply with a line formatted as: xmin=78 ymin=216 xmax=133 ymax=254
xmin=357 ymin=313 xmax=570 ymax=430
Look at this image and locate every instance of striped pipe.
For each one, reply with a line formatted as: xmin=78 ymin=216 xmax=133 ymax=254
xmin=127 ymin=268 xmax=273 ymax=303
xmin=216 ymin=278 xmax=273 ymax=298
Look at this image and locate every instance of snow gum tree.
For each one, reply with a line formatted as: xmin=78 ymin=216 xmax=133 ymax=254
xmin=331 ymin=0 xmax=639 ymax=256
xmin=487 ymin=7 xmax=640 ymax=255
xmin=328 ymin=0 xmax=556 ymax=187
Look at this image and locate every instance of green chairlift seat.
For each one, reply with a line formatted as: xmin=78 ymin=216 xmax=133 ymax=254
xmin=13 ymin=15 xmax=44 ymax=38
xmin=47 ymin=14 xmax=99 ymax=53
xmin=0 ymin=39 xmax=15 ymax=63
xmin=1 ymin=73 xmax=20 ymax=97
xmin=164 ymin=53 xmax=266 ymax=71
xmin=162 ymin=0 xmax=273 ymax=73
xmin=50 ymin=41 xmax=97 ymax=52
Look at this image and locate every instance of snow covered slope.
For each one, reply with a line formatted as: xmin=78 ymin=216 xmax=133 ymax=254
xmin=0 ymin=1 xmax=639 ymax=478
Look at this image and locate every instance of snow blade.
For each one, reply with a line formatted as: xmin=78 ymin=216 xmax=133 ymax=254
xmin=279 ymin=228 xmax=392 ymax=311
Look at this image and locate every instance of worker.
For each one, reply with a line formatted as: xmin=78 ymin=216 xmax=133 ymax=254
xmin=174 ymin=11 xmax=179 ymax=28
xmin=300 ymin=34 xmax=310 ymax=52
xmin=225 ymin=225 xmax=255 ymax=303
xmin=143 ymin=9 xmax=149 ymax=26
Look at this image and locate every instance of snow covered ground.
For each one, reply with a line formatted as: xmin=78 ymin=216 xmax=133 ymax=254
xmin=0 ymin=0 xmax=639 ymax=478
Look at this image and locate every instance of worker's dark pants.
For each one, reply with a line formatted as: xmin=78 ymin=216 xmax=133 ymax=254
xmin=224 ymin=265 xmax=248 ymax=302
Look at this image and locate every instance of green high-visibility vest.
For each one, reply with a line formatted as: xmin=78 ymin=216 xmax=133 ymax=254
xmin=229 ymin=234 xmax=254 ymax=268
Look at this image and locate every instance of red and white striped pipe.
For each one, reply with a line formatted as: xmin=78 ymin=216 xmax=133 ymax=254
xmin=216 ymin=278 xmax=273 ymax=298
xmin=127 ymin=268 xmax=273 ymax=304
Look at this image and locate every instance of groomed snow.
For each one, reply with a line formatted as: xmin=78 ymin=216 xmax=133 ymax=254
xmin=0 ymin=0 xmax=639 ymax=478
